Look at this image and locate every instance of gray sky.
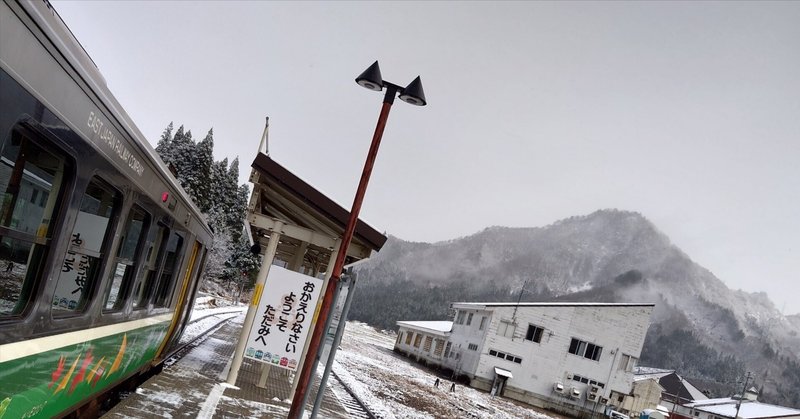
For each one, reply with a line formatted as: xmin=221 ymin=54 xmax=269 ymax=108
xmin=53 ymin=1 xmax=800 ymax=314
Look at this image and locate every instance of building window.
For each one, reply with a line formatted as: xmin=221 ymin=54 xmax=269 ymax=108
xmin=434 ymin=339 xmax=444 ymax=356
xmin=396 ymin=332 xmax=403 ymax=345
xmin=619 ymin=354 xmax=638 ymax=372
xmin=572 ymin=374 xmax=604 ymax=388
xmin=488 ymin=349 xmax=522 ymax=364
xmin=456 ymin=311 xmax=466 ymax=324
xmin=568 ymin=338 xmax=602 ymax=361
xmin=479 ymin=316 xmax=487 ymax=330
xmin=497 ymin=320 xmax=516 ymax=338
xmin=466 ymin=312 xmax=473 ymax=326
xmin=525 ymin=324 xmax=544 ymax=343
xmin=423 ymin=336 xmax=433 ymax=352
xmin=444 ymin=342 xmax=452 ymax=358
xmin=405 ymin=332 xmax=413 ymax=345
xmin=414 ymin=334 xmax=422 ymax=348
xmin=467 ymin=343 xmax=478 ymax=351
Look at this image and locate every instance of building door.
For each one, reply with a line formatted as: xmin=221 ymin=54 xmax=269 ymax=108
xmin=491 ymin=375 xmax=507 ymax=397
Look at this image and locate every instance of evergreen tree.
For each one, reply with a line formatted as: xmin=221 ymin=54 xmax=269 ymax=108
xmin=195 ymin=129 xmax=215 ymax=212
xmin=170 ymin=126 xmax=196 ymax=195
xmin=155 ymin=122 xmax=174 ymax=164
xmin=153 ymin=122 xmax=255 ymax=297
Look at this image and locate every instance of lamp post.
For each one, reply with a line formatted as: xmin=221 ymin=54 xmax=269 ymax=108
xmin=287 ymin=61 xmax=426 ymax=419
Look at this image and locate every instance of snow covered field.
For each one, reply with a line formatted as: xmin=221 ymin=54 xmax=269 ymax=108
xmin=334 ymin=321 xmax=560 ymax=419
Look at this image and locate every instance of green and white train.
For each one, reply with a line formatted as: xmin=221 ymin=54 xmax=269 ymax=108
xmin=0 ymin=1 xmax=214 ymax=417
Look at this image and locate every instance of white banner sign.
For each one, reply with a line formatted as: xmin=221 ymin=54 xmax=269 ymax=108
xmin=52 ymin=211 xmax=109 ymax=309
xmin=244 ymin=266 xmax=324 ymax=371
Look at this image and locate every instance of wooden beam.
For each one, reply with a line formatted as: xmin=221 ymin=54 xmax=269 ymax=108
xmin=248 ymin=213 xmax=370 ymax=260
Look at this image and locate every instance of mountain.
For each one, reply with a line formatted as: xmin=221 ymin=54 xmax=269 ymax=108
xmin=350 ymin=209 xmax=800 ymax=408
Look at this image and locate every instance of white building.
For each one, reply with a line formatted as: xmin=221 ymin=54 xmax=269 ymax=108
xmin=395 ymin=302 xmax=654 ymax=416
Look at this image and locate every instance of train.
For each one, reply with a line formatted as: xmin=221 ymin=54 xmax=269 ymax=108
xmin=0 ymin=0 xmax=214 ymax=417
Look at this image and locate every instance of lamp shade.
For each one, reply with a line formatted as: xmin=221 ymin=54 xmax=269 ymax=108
xmin=355 ymin=61 xmax=384 ymax=91
xmin=399 ymin=76 xmax=426 ymax=106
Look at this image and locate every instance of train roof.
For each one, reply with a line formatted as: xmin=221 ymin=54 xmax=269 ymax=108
xmin=16 ymin=0 xmax=211 ymax=236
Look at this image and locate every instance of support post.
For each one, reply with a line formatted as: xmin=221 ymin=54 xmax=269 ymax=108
xmin=287 ymin=86 xmax=396 ymax=419
xmin=226 ymin=222 xmax=284 ymax=386
xmin=310 ymin=271 xmax=359 ymax=418
xmin=289 ymin=241 xmax=340 ymax=397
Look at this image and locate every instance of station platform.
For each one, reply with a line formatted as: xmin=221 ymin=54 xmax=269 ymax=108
xmin=104 ymin=313 xmax=348 ymax=418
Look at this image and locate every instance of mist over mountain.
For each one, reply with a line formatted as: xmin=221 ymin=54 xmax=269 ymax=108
xmin=350 ymin=209 xmax=800 ymax=408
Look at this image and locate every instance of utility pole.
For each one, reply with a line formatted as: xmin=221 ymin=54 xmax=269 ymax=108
xmin=734 ymin=371 xmax=753 ymax=419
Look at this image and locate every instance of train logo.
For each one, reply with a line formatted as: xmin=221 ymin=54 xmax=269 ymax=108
xmin=245 ymin=347 xmax=255 ymax=357
xmin=280 ymin=357 xmax=288 ymax=367
xmin=254 ymin=350 xmax=263 ymax=360
xmin=271 ymin=354 xmax=280 ymax=364
xmin=288 ymin=359 xmax=297 ymax=369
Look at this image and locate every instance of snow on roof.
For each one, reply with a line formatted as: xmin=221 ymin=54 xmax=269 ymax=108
xmin=396 ymin=321 xmax=452 ymax=335
xmin=686 ymin=399 xmax=800 ymax=419
xmin=635 ymin=366 xmax=674 ymax=375
xmin=634 ymin=369 xmax=674 ymax=381
xmin=452 ymin=302 xmax=655 ymax=308
xmin=494 ymin=367 xmax=513 ymax=379
xmin=634 ymin=374 xmax=668 ymax=382
xmin=686 ymin=398 xmax=737 ymax=407
xmin=634 ymin=368 xmax=707 ymax=401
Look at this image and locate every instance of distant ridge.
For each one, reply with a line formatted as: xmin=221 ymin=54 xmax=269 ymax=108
xmin=351 ymin=209 xmax=800 ymax=408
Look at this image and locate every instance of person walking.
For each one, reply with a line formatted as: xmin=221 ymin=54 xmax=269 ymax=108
xmin=449 ymin=382 xmax=456 ymax=392
xmin=434 ymin=378 xmax=440 ymax=388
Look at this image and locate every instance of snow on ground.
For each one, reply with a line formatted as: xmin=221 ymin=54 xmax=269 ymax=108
xmin=334 ymin=321 xmax=560 ymax=419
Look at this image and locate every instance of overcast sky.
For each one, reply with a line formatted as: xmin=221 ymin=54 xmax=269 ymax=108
xmin=53 ymin=1 xmax=799 ymax=314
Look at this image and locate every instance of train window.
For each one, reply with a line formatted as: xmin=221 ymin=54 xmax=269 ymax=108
xmin=132 ymin=225 xmax=168 ymax=309
xmin=154 ymin=231 xmax=184 ymax=307
xmin=0 ymin=131 xmax=70 ymax=317
xmin=104 ymin=205 xmax=150 ymax=311
xmin=52 ymin=178 xmax=120 ymax=314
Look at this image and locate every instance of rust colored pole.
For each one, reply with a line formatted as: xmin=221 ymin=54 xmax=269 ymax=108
xmin=287 ymin=86 xmax=397 ymax=418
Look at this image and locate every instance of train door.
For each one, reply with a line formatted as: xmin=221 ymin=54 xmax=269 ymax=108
xmin=152 ymin=240 xmax=200 ymax=362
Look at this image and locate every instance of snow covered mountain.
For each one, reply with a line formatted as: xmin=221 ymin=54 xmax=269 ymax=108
xmin=352 ymin=209 xmax=800 ymax=407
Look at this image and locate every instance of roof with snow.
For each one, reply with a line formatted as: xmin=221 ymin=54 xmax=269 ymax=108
xmin=634 ymin=367 xmax=674 ymax=382
xmin=396 ymin=321 xmax=452 ymax=336
xmin=655 ymin=372 xmax=708 ymax=402
xmin=686 ymin=399 xmax=800 ymax=419
xmin=452 ymin=302 xmax=655 ymax=308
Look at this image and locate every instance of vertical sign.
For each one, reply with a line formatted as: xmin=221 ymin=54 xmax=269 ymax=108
xmin=244 ymin=265 xmax=323 ymax=371
xmin=52 ymin=211 xmax=108 ymax=309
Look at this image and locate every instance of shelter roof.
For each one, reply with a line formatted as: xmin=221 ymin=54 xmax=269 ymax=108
xmin=249 ymin=153 xmax=387 ymax=267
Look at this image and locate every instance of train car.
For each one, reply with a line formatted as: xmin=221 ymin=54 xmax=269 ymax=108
xmin=0 ymin=0 xmax=214 ymax=417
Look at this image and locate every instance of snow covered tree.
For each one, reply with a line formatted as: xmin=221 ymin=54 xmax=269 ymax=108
xmin=153 ymin=122 xmax=254 ymax=296
xmin=155 ymin=122 xmax=174 ymax=165
xmin=194 ymin=129 xmax=215 ymax=212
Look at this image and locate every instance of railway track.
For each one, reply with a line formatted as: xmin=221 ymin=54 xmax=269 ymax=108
xmin=164 ymin=309 xmax=243 ymax=367
xmin=329 ymin=369 xmax=378 ymax=419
